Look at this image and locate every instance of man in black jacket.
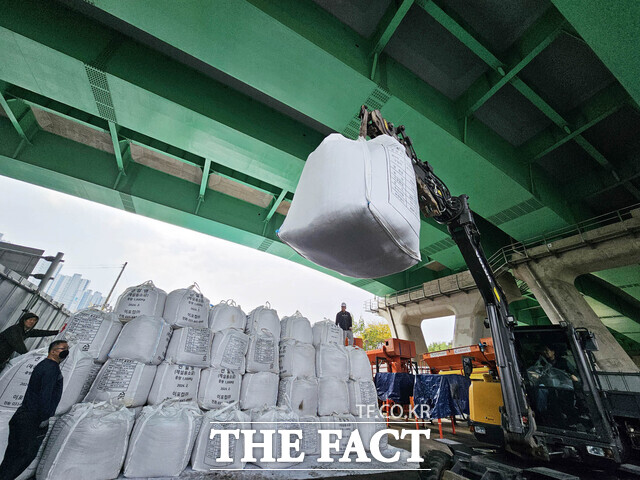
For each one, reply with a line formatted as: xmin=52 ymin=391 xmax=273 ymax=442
xmin=335 ymin=302 xmax=353 ymax=346
xmin=0 ymin=312 xmax=59 ymax=368
xmin=0 ymin=340 xmax=68 ymax=480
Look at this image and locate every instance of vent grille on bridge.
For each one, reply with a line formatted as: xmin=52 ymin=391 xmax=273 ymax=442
xmin=85 ymin=65 xmax=117 ymax=123
xmin=341 ymin=87 xmax=392 ymax=140
xmin=257 ymin=238 xmax=274 ymax=252
xmin=351 ymin=279 xmax=373 ymax=288
xmin=421 ymin=238 xmax=456 ymax=257
xmin=119 ymin=192 xmax=136 ymax=213
xmin=487 ymin=198 xmax=544 ymax=226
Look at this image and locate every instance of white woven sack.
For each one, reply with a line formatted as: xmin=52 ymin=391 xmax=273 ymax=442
xmin=239 ymin=372 xmax=278 ymax=411
xmin=299 ymin=416 xmax=321 ymax=455
xmin=277 ymin=377 xmax=318 ymax=417
xmin=76 ymin=362 xmax=102 ymax=401
xmin=246 ymin=328 xmax=278 ymax=374
xmin=250 ymin=406 xmax=301 ymax=469
xmin=355 ymin=410 xmax=388 ymax=452
xmin=347 ymin=379 xmax=378 ymax=416
xmin=317 ymin=414 xmax=357 ymax=454
xmin=108 ymin=315 xmax=172 ymax=365
xmin=84 ymin=359 xmax=156 ymax=407
xmin=163 ymin=284 xmax=209 ymax=328
xmin=347 ymin=346 xmax=373 ymax=380
xmin=114 ymin=280 xmax=167 ymax=322
xmin=280 ymin=311 xmax=312 ymax=344
xmin=56 ymin=309 xmax=121 ymax=362
xmin=208 ymin=299 xmax=246 ymax=332
xmin=191 ymin=402 xmax=250 ymax=471
xmin=317 ymin=377 xmax=349 ymax=416
xmin=55 ymin=347 xmax=97 ymax=415
xmin=277 ymin=133 xmax=421 ymax=278
xmin=147 ymin=363 xmax=200 ymax=405
xmin=245 ymin=303 xmax=280 ymax=338
xmin=210 ymin=328 xmax=249 ymax=373
xmin=36 ymin=402 xmax=135 ymax=480
xmin=279 ymin=340 xmax=315 ymax=378
xmin=315 ymin=343 xmax=349 ymax=380
xmin=123 ymin=401 xmax=201 ymax=478
xmin=165 ymin=326 xmax=212 ymax=367
xmin=312 ymin=320 xmax=342 ymax=347
xmin=0 ymin=348 xmax=47 ymax=408
xmin=197 ymin=367 xmax=242 ymax=410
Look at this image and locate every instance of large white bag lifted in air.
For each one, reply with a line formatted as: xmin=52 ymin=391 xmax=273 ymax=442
xmin=239 ymin=372 xmax=279 ymax=411
xmin=209 ymin=299 xmax=246 ymax=332
xmin=347 ymin=346 xmax=374 ymax=380
xmin=348 ymin=379 xmax=379 ymax=416
xmin=197 ymin=367 xmax=242 ymax=410
xmin=312 ymin=320 xmax=343 ymax=347
xmin=56 ymin=309 xmax=122 ymax=363
xmin=84 ymin=358 xmax=156 ymax=407
xmin=115 ymin=280 xmax=167 ymax=322
xmin=316 ymin=343 xmax=350 ymax=380
xmin=250 ymin=406 xmax=301 ymax=469
xmin=210 ymin=328 xmax=249 ymax=374
xmin=277 ymin=133 xmax=421 ymax=278
xmin=277 ymin=376 xmax=318 ymax=417
xmin=279 ymin=340 xmax=316 ymax=378
xmin=246 ymin=328 xmax=279 ymax=374
xmin=245 ymin=303 xmax=281 ymax=338
xmin=317 ymin=414 xmax=358 ymax=453
xmin=147 ymin=363 xmax=200 ymax=405
xmin=108 ymin=315 xmax=172 ymax=365
xmin=164 ymin=326 xmax=212 ymax=367
xmin=163 ymin=284 xmax=209 ymax=328
xmin=280 ymin=311 xmax=313 ymax=344
xmin=191 ymin=402 xmax=250 ymax=471
xmin=123 ymin=401 xmax=201 ymax=478
xmin=318 ymin=377 xmax=349 ymax=416
xmin=36 ymin=402 xmax=135 ymax=480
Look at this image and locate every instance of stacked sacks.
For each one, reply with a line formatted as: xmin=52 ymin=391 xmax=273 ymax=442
xmin=312 ymin=319 xmax=342 ymax=347
xmin=163 ymin=284 xmax=209 ymax=328
xmin=346 ymin=346 xmax=378 ymax=416
xmin=57 ymin=309 xmax=122 ymax=363
xmin=107 ymin=315 xmax=172 ymax=365
xmin=36 ymin=402 xmax=135 ymax=480
xmin=316 ymin=343 xmax=350 ymax=416
xmin=318 ymin=414 xmax=358 ymax=454
xmin=209 ymin=299 xmax=246 ymax=332
xmin=123 ymin=401 xmax=201 ymax=478
xmin=114 ymin=280 xmax=167 ymax=323
xmin=250 ymin=406 xmax=301 ymax=469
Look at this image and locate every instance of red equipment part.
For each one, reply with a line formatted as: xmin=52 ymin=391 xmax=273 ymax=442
xmin=366 ymin=338 xmax=417 ymax=373
xmin=422 ymin=337 xmax=495 ymax=373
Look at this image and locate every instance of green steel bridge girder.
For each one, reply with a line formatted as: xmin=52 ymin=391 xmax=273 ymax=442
xmin=575 ymin=274 xmax=640 ymax=328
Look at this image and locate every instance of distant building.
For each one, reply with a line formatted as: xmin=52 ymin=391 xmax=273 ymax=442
xmin=48 ymin=273 xmax=91 ymax=312
xmin=77 ymin=289 xmax=104 ymax=311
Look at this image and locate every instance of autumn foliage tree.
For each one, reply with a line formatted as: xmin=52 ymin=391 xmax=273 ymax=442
xmin=352 ymin=317 xmax=392 ymax=351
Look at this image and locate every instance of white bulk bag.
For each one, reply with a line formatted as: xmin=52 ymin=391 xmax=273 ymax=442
xmin=57 ymin=309 xmax=121 ymax=363
xmin=197 ymin=367 xmax=242 ymax=410
xmin=299 ymin=416 xmax=321 ymax=455
xmin=209 ymin=299 xmax=246 ymax=332
xmin=347 ymin=346 xmax=373 ymax=380
xmin=318 ymin=377 xmax=349 ymax=416
xmin=123 ymin=401 xmax=201 ymax=478
xmin=191 ymin=403 xmax=250 ymax=471
xmin=277 ymin=133 xmax=421 ymax=278
xmin=251 ymin=406 xmax=301 ymax=469
xmin=76 ymin=362 xmax=102 ymax=400
xmin=277 ymin=377 xmax=318 ymax=417
xmin=56 ymin=347 xmax=98 ymax=415
xmin=279 ymin=340 xmax=315 ymax=378
xmin=114 ymin=280 xmax=167 ymax=322
xmin=316 ymin=343 xmax=349 ymax=380
xmin=108 ymin=315 xmax=172 ymax=365
xmin=239 ymin=372 xmax=278 ymax=411
xmin=84 ymin=359 xmax=156 ymax=407
xmin=210 ymin=328 xmax=249 ymax=373
xmin=280 ymin=312 xmax=313 ymax=344
xmin=246 ymin=329 xmax=278 ymax=374
xmin=348 ymin=379 xmax=378 ymax=416
xmin=312 ymin=320 xmax=342 ymax=347
xmin=356 ymin=410 xmax=388 ymax=451
xmin=0 ymin=348 xmax=47 ymax=408
xmin=36 ymin=402 xmax=135 ymax=480
xmin=165 ymin=326 xmax=212 ymax=367
xmin=147 ymin=363 xmax=200 ymax=405
xmin=245 ymin=303 xmax=280 ymax=338
xmin=163 ymin=285 xmax=209 ymax=328
xmin=318 ymin=414 xmax=357 ymax=453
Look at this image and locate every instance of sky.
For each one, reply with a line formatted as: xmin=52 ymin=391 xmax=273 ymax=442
xmin=0 ymin=176 xmax=455 ymax=344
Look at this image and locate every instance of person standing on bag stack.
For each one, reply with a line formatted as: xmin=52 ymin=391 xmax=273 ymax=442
xmin=0 ymin=312 xmax=60 ymax=370
xmin=0 ymin=340 xmax=69 ymax=480
xmin=335 ymin=302 xmax=353 ymax=346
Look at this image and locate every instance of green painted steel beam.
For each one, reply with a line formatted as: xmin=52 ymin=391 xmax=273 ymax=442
xmin=264 ymin=188 xmax=287 ymax=224
xmin=195 ymin=157 xmax=212 ymax=215
xmin=576 ymin=274 xmax=640 ymax=327
xmin=371 ymin=0 xmax=414 ymax=57
xmin=0 ymin=90 xmax=30 ymax=143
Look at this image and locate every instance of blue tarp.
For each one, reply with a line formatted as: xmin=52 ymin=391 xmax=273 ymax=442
xmin=413 ymin=374 xmax=471 ymax=419
xmin=374 ymin=372 xmax=415 ymax=404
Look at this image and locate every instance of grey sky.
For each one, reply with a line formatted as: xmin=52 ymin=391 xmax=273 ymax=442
xmin=0 ymin=175 xmax=455 ymax=343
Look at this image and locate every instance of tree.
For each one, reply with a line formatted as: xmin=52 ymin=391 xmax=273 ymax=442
xmin=352 ymin=317 xmax=392 ymax=351
xmin=427 ymin=341 xmax=453 ymax=352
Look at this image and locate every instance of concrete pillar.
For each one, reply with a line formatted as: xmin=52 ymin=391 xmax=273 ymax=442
xmin=452 ymin=295 xmax=490 ymax=347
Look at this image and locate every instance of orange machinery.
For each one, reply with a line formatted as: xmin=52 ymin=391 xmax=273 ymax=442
xmin=366 ymin=338 xmax=417 ymax=374
xmin=422 ymin=337 xmax=495 ymax=374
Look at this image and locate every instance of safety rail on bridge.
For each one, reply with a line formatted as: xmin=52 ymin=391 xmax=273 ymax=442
xmin=365 ymin=204 xmax=640 ymax=313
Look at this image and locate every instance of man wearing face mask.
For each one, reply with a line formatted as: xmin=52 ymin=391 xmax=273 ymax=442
xmin=0 ymin=340 xmax=68 ymax=480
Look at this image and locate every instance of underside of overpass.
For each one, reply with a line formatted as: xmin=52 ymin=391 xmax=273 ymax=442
xmin=1 ymin=1 xmax=639 ymax=348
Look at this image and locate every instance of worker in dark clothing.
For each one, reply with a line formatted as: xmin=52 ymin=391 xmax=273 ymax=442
xmin=0 ymin=340 xmax=68 ymax=480
xmin=335 ymin=302 xmax=353 ymax=346
xmin=0 ymin=312 xmax=59 ymax=368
